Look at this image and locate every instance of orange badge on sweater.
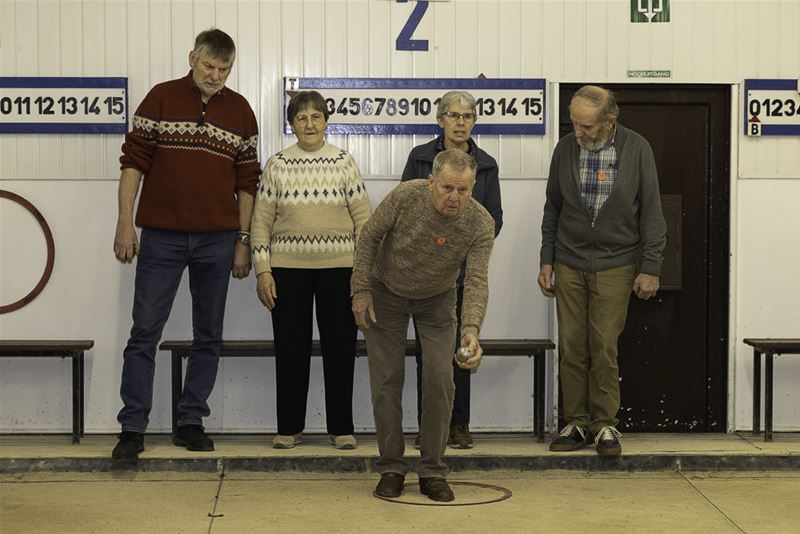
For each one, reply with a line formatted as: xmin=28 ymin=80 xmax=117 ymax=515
xmin=436 ymin=236 xmax=447 ymax=245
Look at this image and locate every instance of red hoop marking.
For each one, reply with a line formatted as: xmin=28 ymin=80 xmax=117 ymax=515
xmin=0 ymin=190 xmax=56 ymax=314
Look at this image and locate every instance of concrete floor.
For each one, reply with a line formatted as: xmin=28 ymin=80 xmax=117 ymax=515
xmin=2 ymin=469 xmax=799 ymax=533
xmin=1 ymin=433 xmax=799 ymax=533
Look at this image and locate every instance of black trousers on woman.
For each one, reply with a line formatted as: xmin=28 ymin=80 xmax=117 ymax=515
xmin=270 ymin=267 xmax=357 ymax=436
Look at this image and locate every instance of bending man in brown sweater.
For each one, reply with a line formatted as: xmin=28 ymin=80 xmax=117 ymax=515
xmin=351 ymin=149 xmax=495 ymax=502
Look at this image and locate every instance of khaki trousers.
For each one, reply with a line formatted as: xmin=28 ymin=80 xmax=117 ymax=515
xmin=365 ymin=280 xmax=456 ymax=479
xmin=555 ymin=262 xmax=635 ymax=434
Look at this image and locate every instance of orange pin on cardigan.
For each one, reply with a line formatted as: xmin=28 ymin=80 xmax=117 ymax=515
xmin=436 ymin=236 xmax=447 ymax=245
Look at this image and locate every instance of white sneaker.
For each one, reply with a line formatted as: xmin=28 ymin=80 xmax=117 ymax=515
xmin=272 ymin=433 xmax=302 ymax=449
xmin=329 ymin=434 xmax=357 ymax=450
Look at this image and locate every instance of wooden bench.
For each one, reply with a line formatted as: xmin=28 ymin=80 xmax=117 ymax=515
xmin=159 ymin=338 xmax=555 ymax=442
xmin=0 ymin=340 xmax=93 ymax=444
xmin=743 ymin=338 xmax=800 ymax=442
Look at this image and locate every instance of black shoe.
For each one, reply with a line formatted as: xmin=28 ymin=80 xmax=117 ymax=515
xmin=112 ymin=431 xmax=144 ymax=462
xmin=419 ymin=477 xmax=455 ymax=502
xmin=174 ymin=424 xmax=214 ymax=451
xmin=595 ymin=426 xmax=622 ymax=456
xmin=374 ymin=473 xmax=405 ymax=498
xmin=549 ymin=424 xmax=593 ymax=451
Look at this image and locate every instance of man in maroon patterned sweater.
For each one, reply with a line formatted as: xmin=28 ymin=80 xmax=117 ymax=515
xmin=111 ymin=29 xmax=261 ymax=462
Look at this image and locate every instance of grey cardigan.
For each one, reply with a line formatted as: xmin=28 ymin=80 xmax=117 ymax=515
xmin=540 ymin=124 xmax=666 ymax=276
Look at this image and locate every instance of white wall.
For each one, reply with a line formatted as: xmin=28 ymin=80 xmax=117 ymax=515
xmin=1 ymin=0 xmax=799 ymax=433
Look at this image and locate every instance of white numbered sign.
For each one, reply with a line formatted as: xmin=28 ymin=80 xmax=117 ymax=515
xmin=744 ymin=79 xmax=800 ymax=137
xmin=283 ymin=77 xmax=546 ymax=136
xmin=0 ymin=77 xmax=128 ymax=134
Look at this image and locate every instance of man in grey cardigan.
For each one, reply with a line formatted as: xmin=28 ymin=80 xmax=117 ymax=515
xmin=538 ymin=85 xmax=666 ymax=456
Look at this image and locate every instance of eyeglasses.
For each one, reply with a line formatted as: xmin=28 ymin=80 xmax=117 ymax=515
xmin=294 ymin=113 xmax=325 ymax=125
xmin=440 ymin=111 xmax=476 ymax=123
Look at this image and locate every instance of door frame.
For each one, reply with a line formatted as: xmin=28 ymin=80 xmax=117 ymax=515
xmin=545 ymin=82 xmax=740 ymax=433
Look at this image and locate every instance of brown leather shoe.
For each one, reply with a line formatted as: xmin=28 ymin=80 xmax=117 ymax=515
xmin=374 ymin=473 xmax=405 ymax=498
xmin=419 ymin=477 xmax=455 ymax=502
xmin=448 ymin=424 xmax=473 ymax=449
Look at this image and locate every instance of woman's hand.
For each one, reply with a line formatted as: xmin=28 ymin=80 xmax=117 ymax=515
xmin=256 ymin=272 xmax=277 ymax=310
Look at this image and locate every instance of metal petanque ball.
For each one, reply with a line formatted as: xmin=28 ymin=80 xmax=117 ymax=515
xmin=455 ymin=347 xmax=473 ymax=363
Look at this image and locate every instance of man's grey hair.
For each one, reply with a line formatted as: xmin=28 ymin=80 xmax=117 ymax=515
xmin=570 ymin=85 xmax=619 ymax=121
xmin=193 ymin=28 xmax=236 ymax=61
xmin=431 ymin=148 xmax=477 ymax=182
xmin=436 ymin=90 xmax=477 ymax=117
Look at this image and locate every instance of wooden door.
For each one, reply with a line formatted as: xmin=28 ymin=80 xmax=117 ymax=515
xmin=557 ymin=84 xmax=730 ymax=432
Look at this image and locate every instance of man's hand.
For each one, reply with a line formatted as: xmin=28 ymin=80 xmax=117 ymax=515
xmin=537 ymin=264 xmax=556 ymax=298
xmin=113 ymin=220 xmax=139 ymax=263
xmin=352 ymin=295 xmax=376 ymax=330
xmin=256 ymin=272 xmax=277 ymax=309
xmin=232 ymin=242 xmax=251 ymax=279
xmin=633 ymin=273 xmax=659 ymax=300
xmin=457 ymin=332 xmax=483 ymax=370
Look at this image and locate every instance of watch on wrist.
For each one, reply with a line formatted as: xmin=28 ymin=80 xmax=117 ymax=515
xmin=235 ymin=231 xmax=251 ymax=245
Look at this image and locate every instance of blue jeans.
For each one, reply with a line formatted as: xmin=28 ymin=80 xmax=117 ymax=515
xmin=118 ymin=228 xmax=234 ymax=433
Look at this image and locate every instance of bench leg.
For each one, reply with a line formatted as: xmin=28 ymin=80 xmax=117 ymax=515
xmin=752 ymin=348 xmax=761 ymax=436
xmin=535 ymin=351 xmax=545 ymax=442
xmin=71 ymin=355 xmax=80 ymax=444
xmin=171 ymin=351 xmax=183 ymax=440
xmin=79 ymin=353 xmax=85 ymax=437
xmin=765 ymin=352 xmax=773 ymax=442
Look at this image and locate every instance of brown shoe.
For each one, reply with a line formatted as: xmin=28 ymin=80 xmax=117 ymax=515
xmin=374 ymin=473 xmax=405 ymax=498
xmin=419 ymin=477 xmax=455 ymax=502
xmin=448 ymin=424 xmax=473 ymax=449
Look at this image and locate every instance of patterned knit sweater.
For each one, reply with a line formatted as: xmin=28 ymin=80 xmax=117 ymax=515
xmin=351 ymin=180 xmax=495 ymax=337
xmin=120 ymin=71 xmax=261 ymax=231
xmin=251 ymin=142 xmax=371 ymax=272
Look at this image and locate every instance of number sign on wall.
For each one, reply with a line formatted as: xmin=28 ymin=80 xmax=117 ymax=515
xmin=284 ymin=77 xmax=546 ymax=135
xmin=0 ymin=77 xmax=128 ymax=134
xmin=744 ymin=79 xmax=800 ymax=136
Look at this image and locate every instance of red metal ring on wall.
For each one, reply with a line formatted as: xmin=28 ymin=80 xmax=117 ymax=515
xmin=0 ymin=190 xmax=56 ymax=314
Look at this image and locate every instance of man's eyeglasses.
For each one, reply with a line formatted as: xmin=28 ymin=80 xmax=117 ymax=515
xmin=440 ymin=111 xmax=476 ymax=123
xmin=294 ymin=113 xmax=325 ymax=125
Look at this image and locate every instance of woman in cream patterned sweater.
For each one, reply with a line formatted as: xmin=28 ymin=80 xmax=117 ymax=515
xmin=250 ymin=91 xmax=371 ymax=450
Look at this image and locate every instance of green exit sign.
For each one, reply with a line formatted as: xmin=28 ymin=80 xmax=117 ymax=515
xmin=631 ymin=0 xmax=670 ymax=23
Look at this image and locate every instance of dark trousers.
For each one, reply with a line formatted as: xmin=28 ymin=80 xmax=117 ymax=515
xmin=415 ymin=285 xmax=468 ymax=427
xmin=270 ymin=267 xmax=357 ymax=436
xmin=118 ymin=228 xmax=234 ymax=433
xmin=365 ymin=281 xmax=456 ymax=478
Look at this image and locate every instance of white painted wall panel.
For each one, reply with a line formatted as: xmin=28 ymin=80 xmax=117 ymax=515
xmin=37 ymin=2 xmax=61 ymax=178
xmin=734 ymin=180 xmax=800 ymax=430
xmin=0 ymin=0 xmax=18 ymax=179
xmin=606 ymin=0 xmax=628 ymax=80
xmin=713 ymin=0 xmax=737 ymax=81
xmin=104 ymin=0 xmax=128 ymax=175
xmin=82 ymin=1 xmax=106 ymax=178
xmin=2 ymin=0 xmax=799 ymax=433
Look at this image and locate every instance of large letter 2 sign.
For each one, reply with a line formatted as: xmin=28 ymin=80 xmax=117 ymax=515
xmin=396 ymin=0 xmax=429 ymax=51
